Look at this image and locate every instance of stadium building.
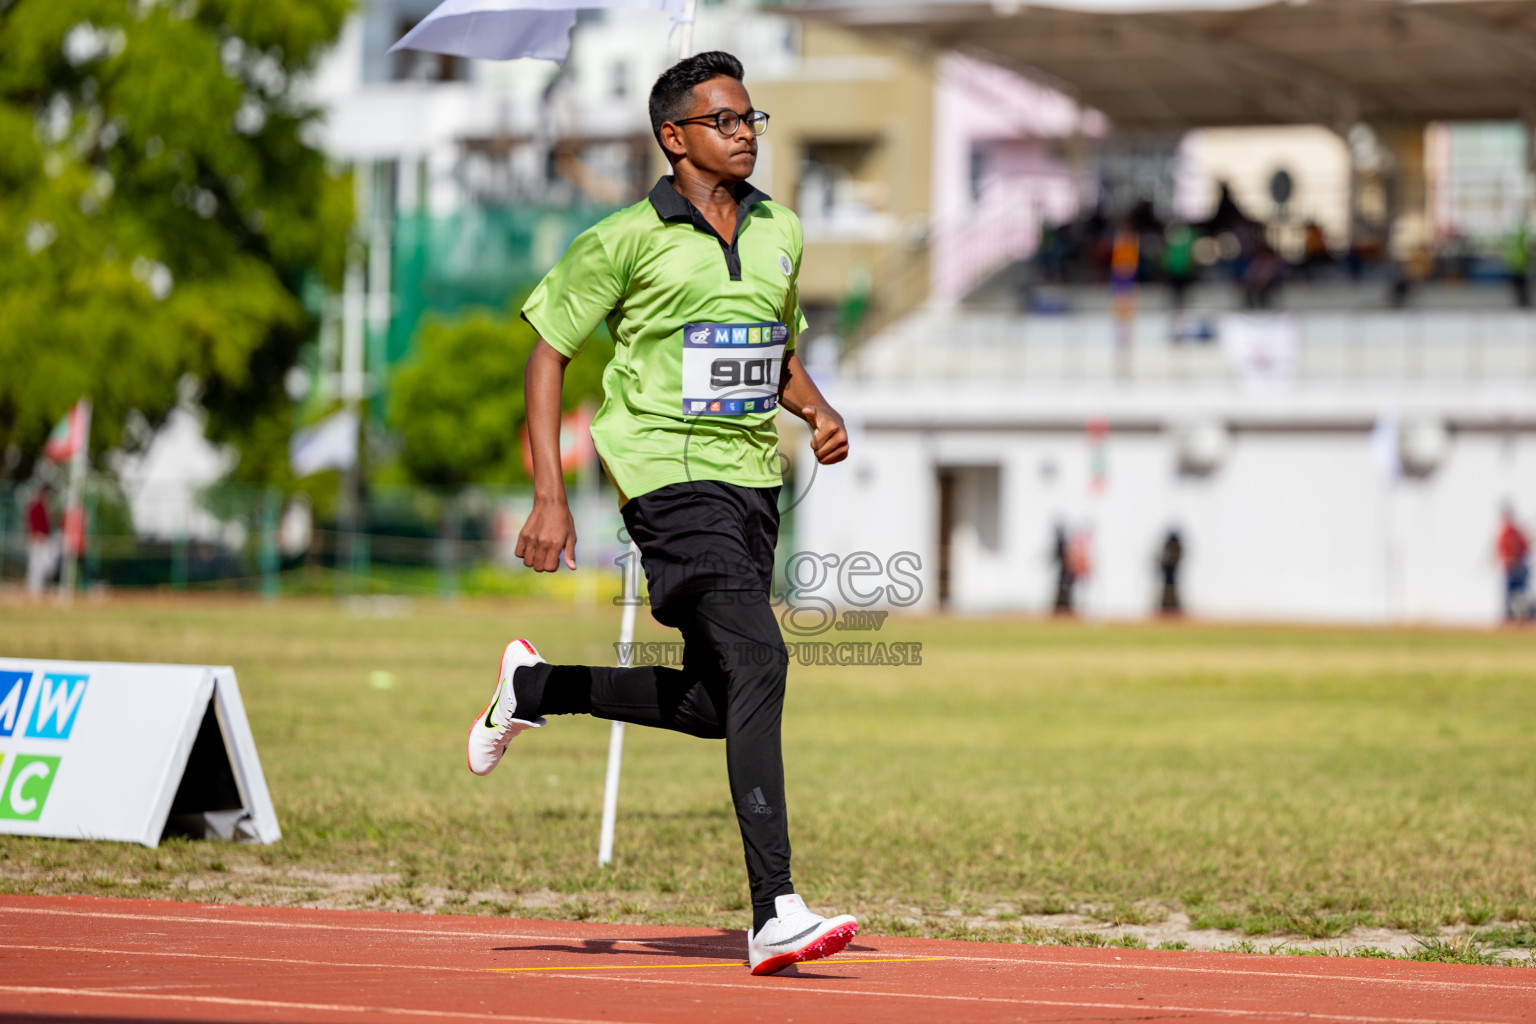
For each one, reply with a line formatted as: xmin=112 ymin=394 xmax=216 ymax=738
xmin=790 ymin=0 xmax=1536 ymax=625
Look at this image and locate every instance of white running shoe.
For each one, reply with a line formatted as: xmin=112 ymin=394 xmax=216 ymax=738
xmin=746 ymin=894 xmax=858 ymax=976
xmin=466 ymin=639 xmax=546 ymax=776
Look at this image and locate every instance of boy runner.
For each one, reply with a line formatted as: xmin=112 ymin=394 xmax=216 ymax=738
xmin=466 ymin=51 xmax=857 ymax=976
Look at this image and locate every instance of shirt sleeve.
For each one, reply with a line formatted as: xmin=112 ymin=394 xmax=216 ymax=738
xmin=785 ymin=214 xmax=807 ymax=353
xmin=520 ymin=225 xmax=624 ymax=358
xmin=790 ymin=303 xmax=809 ymax=352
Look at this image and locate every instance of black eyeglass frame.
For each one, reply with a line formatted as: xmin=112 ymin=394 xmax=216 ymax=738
xmin=671 ymin=109 xmax=770 ymax=136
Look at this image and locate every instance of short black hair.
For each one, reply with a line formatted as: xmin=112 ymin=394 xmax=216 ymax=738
xmin=648 ymin=51 xmax=745 ymax=147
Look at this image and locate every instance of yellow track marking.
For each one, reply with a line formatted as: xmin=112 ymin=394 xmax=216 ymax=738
xmin=486 ymin=957 xmax=949 ymax=973
xmin=490 ymin=962 xmax=743 ymax=973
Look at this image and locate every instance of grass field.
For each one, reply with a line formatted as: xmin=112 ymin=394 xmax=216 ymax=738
xmin=2 ymin=596 xmax=1534 ymax=963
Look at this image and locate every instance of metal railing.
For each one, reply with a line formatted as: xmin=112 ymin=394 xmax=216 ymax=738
xmin=0 ymin=479 xmax=807 ymax=601
xmin=848 ymin=305 xmax=1536 ymax=384
xmin=0 ymin=483 xmax=623 ymax=600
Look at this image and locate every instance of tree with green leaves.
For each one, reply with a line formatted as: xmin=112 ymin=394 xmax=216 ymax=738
xmin=387 ymin=304 xmax=611 ymax=489
xmin=0 ymin=0 xmax=351 ymax=482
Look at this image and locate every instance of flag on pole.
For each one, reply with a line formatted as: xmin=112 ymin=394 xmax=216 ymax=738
xmin=48 ymin=398 xmax=92 ymax=593
xmin=43 ymin=399 xmax=90 ymax=463
xmin=389 ymin=0 xmax=689 ymax=65
xmin=289 ymin=409 xmax=361 ymax=479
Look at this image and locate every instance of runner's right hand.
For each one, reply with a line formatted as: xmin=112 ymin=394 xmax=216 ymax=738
xmin=516 ymin=499 xmax=577 ymax=572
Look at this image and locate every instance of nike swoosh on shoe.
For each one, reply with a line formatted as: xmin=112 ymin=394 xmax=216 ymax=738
xmin=483 ymin=680 xmax=504 ymax=730
xmin=765 ymin=923 xmax=822 ymax=947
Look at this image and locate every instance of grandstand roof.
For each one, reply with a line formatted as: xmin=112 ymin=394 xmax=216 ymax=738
xmin=785 ymin=0 xmax=1536 ymax=133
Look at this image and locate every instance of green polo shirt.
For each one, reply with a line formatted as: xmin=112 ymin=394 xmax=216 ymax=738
xmin=521 ymin=176 xmax=808 ymax=502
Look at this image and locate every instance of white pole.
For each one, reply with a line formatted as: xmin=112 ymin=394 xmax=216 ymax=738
xmin=341 ymin=245 xmax=366 ymax=590
xmin=677 ymin=0 xmax=696 ymax=58
xmin=598 ymin=540 xmax=641 ymax=866
xmin=341 ymin=259 xmax=366 ymax=405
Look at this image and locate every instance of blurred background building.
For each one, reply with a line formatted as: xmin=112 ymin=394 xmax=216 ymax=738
xmin=787 ymin=0 xmax=1536 ymax=625
xmin=7 ymin=0 xmax=1536 ymax=625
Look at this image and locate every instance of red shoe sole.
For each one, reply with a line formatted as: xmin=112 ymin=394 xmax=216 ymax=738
xmin=750 ymin=921 xmax=859 ymax=976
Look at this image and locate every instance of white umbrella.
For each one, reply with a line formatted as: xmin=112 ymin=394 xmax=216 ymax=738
xmin=389 ymin=0 xmax=695 ymax=64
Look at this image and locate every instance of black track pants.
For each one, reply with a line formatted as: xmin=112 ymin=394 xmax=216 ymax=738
xmin=515 ymin=589 xmax=793 ymax=916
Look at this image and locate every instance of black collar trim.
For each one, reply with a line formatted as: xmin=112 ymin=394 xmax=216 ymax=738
xmin=647 ymin=176 xmax=770 ymax=222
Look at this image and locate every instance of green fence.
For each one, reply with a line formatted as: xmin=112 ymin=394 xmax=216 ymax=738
xmin=0 ymin=480 xmax=801 ymax=604
xmin=387 ymin=205 xmax=620 ymax=369
xmin=0 ymin=481 xmax=625 ymax=602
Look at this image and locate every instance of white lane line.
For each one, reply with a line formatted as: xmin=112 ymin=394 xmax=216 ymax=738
xmin=5 ymin=962 xmax=1513 ymax=1024
xmin=4 ymin=903 xmax=1530 ymax=995
xmin=0 ymin=941 xmax=488 ymax=975
xmin=0 ymin=941 xmax=925 ymax=977
xmin=936 ymin=953 xmax=1536 ymax=994
xmin=0 ymin=904 xmax=739 ymax=953
xmin=3 ymin=938 xmax=1524 ymax=1024
xmin=525 ymin=971 xmax=1522 ymax=1024
xmin=0 ymin=985 xmax=655 ymax=1024
xmin=81 ymin=982 xmax=228 ymax=993
xmin=0 ymin=941 xmax=840 ymax=978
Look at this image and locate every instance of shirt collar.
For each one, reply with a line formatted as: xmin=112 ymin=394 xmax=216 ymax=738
xmin=647 ymin=176 xmax=770 ymax=223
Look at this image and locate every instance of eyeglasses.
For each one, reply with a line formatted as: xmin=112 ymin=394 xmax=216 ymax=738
xmin=672 ymin=109 xmax=770 ymax=137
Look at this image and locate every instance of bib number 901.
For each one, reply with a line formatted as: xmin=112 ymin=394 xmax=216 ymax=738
xmin=710 ymin=358 xmax=777 ymax=390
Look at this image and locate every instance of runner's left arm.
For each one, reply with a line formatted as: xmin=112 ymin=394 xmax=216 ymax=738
xmin=779 ymin=351 xmax=848 ymax=466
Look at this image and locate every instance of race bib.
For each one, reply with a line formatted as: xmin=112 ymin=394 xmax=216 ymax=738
xmin=681 ymin=322 xmax=788 ymax=416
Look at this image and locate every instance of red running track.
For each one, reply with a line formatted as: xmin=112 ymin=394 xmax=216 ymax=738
xmin=0 ymin=895 xmax=1531 ymax=1023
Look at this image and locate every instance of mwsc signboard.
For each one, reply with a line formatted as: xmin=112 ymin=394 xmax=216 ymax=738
xmin=0 ymin=659 xmax=279 ymax=847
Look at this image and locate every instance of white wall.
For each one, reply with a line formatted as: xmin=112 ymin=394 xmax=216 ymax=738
xmin=795 ymin=395 xmax=1535 ymax=625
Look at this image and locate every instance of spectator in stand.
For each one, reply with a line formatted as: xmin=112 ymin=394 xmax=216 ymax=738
xmin=1129 ymin=198 xmax=1164 ymax=279
xmin=1298 ymin=220 xmax=1332 ymax=280
xmin=1496 ymin=504 xmax=1530 ymax=622
xmin=1506 ymin=221 xmax=1530 ymax=308
xmin=1026 ymin=203 xmax=1531 ymax=307
xmin=1242 ymin=238 xmax=1284 ymax=309
xmin=1345 ymin=231 xmax=1383 ymax=282
xmin=1084 ymin=202 xmax=1112 ymax=282
xmin=25 ymin=485 xmax=58 ymax=598
xmin=1110 ymin=222 xmax=1140 ymax=293
xmin=1036 ymin=221 xmax=1066 ymax=284
xmin=1201 ymin=182 xmax=1255 ymax=237
xmin=1163 ymin=221 xmax=1196 ymax=310
xmin=1389 ymin=245 xmax=1435 ymax=309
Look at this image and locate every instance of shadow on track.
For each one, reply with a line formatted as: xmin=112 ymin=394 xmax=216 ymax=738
xmin=495 ymin=929 xmax=744 ymax=960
